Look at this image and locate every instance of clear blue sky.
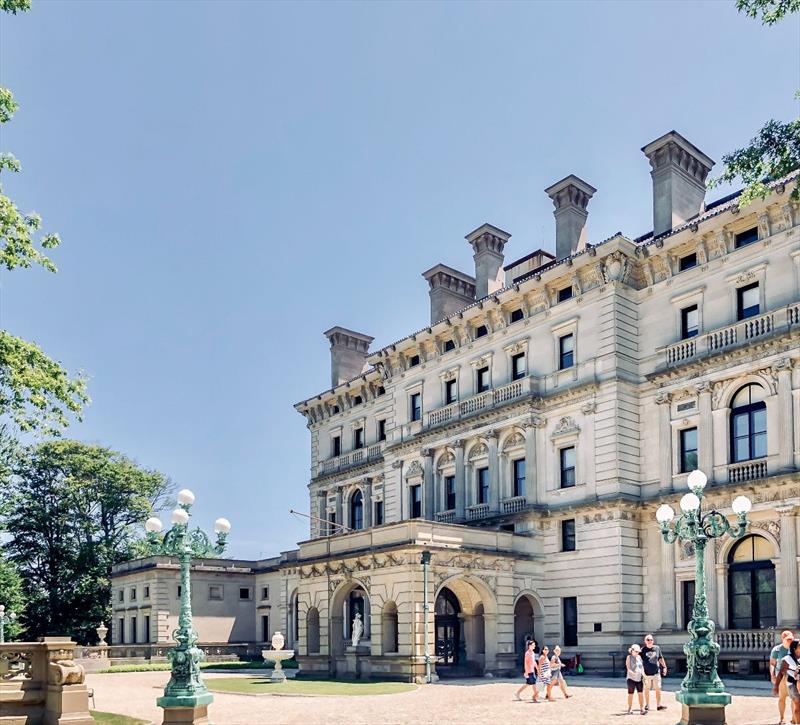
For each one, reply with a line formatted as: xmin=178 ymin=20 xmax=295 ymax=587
xmin=0 ymin=1 xmax=797 ymax=557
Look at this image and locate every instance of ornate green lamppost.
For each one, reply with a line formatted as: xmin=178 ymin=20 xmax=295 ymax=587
xmin=655 ymin=470 xmax=751 ymax=725
xmin=143 ymin=488 xmax=231 ymax=725
xmin=0 ymin=605 xmax=16 ymax=643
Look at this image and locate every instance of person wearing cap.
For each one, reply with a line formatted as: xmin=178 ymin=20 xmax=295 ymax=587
xmin=641 ymin=633 xmax=667 ymax=712
xmin=626 ymin=644 xmax=646 ymax=716
xmin=772 ymin=630 xmax=796 ymax=725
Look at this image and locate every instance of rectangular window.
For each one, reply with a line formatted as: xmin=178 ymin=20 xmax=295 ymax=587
xmin=679 ymin=252 xmax=697 ymax=271
xmin=735 ymin=227 xmax=759 ymax=248
xmin=331 ymin=405 xmax=340 ymax=414
xmin=511 ymin=352 xmax=526 ymax=380
xmin=376 ymin=385 xmax=385 ymax=396
xmin=377 ymin=419 xmax=386 ymax=442
xmin=680 ymin=427 xmax=698 ymax=473
xmin=209 ymin=585 xmax=223 ymax=601
xmin=410 ymin=393 xmax=422 ymax=422
xmin=409 ymin=354 xmax=420 ymax=367
xmin=475 ymin=324 xmax=488 ymax=339
xmin=118 ymin=590 xmax=124 ymax=603
xmin=118 ymin=617 xmax=125 ymax=645
xmin=561 ymin=519 xmax=576 ymax=552
xmin=131 ymin=617 xmax=137 ymax=644
xmin=559 ymin=333 xmax=574 ymax=370
xmin=262 ymin=586 xmax=270 ymax=600
xmin=563 ymin=597 xmax=578 ymax=647
xmin=329 ymin=512 xmax=336 ymax=535
xmin=354 ymin=428 xmax=364 ymax=450
xmin=681 ymin=580 xmax=696 ymax=628
xmin=144 ymin=615 xmax=151 ymax=644
xmin=512 ymin=459 xmax=525 ymax=498
xmin=477 ymin=467 xmax=489 ymax=504
xmin=476 ymin=366 xmax=490 ymax=393
xmin=737 ymin=283 xmax=759 ymax=320
xmin=560 ymin=446 xmax=576 ymax=488
xmin=130 ymin=588 xmax=136 ymax=601
xmin=444 ymin=339 xmax=455 ymax=352
xmin=352 ymin=395 xmax=362 ymax=406
xmin=261 ymin=615 xmax=270 ymax=642
xmin=445 ymin=475 xmax=456 ymax=510
xmin=681 ymin=305 xmax=699 ymax=339
xmin=445 ymin=379 xmax=457 ymax=405
xmin=332 ymin=435 xmax=341 ymax=457
xmin=374 ymin=500 xmax=384 ymax=525
xmin=177 ymin=585 xmax=182 ymax=598
xmin=410 ymin=485 xmax=422 ymax=518
xmin=510 ymin=308 xmax=524 ymax=323
xmin=144 ymin=586 xmax=150 ymax=599
xmin=239 ymin=587 xmax=251 ymax=600
xmin=558 ymin=286 xmax=573 ymax=303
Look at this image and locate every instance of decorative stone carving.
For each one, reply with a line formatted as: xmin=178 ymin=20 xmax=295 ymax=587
xmin=503 ymin=432 xmax=525 ymax=450
xmin=758 ymin=212 xmax=771 ymax=240
xmin=351 ymin=613 xmax=363 ymax=648
xmin=603 ymin=252 xmax=628 ymax=283
xmin=468 ymin=443 xmax=488 ymax=460
xmin=782 ymin=202 xmax=795 ymax=230
xmin=437 ymin=451 xmax=455 ymax=469
xmin=655 ymin=391 xmax=672 ymax=405
xmin=48 ymin=660 xmax=85 ymax=686
xmin=580 ymin=400 xmax=597 ymax=415
xmin=524 ymin=414 xmax=546 ymax=429
xmin=551 ymin=416 xmax=580 ymax=438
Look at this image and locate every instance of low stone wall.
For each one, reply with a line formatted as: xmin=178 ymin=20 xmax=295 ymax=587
xmin=0 ymin=637 xmax=93 ymax=725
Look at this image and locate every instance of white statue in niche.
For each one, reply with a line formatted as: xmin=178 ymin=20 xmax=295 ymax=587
xmin=351 ymin=612 xmax=364 ymax=648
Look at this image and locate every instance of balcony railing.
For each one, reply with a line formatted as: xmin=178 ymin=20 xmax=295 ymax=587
xmin=714 ymin=628 xmax=777 ymax=654
xmin=435 ymin=510 xmax=455 ymax=524
xmin=318 ymin=443 xmax=383 ymax=476
xmin=502 ymin=496 xmax=527 ymax=514
xmin=466 ymin=503 xmax=490 ymax=520
xmin=664 ymin=302 xmax=800 ymax=368
xmin=727 ymin=458 xmax=768 ymax=483
xmin=425 ymin=377 xmax=536 ymax=430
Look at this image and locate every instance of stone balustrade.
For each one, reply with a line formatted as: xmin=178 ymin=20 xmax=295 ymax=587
xmin=466 ymin=503 xmax=490 ymax=520
xmin=727 ymin=458 xmax=768 ymax=483
xmin=0 ymin=638 xmax=93 ymax=725
xmin=714 ymin=628 xmax=778 ymax=653
xmin=664 ymin=302 xmax=800 ymax=368
xmin=501 ymin=495 xmax=527 ymax=514
xmin=425 ymin=377 xmax=535 ymax=430
xmin=318 ymin=443 xmax=383 ymax=476
xmin=434 ymin=510 xmax=455 ymax=523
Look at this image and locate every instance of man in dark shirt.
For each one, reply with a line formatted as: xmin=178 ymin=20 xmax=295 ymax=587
xmin=641 ymin=633 xmax=667 ymax=712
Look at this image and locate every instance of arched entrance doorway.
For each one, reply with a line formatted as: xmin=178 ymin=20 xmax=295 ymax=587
xmin=435 ymin=587 xmax=461 ymax=667
xmin=514 ymin=596 xmax=535 ymax=664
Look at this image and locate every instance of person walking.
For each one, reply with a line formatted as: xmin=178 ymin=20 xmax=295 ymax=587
xmin=626 ymin=644 xmax=646 ymax=716
xmin=550 ymin=645 xmax=571 ymax=699
xmin=641 ymin=633 xmax=667 ymax=712
xmin=773 ymin=639 xmax=800 ymax=725
xmin=514 ymin=639 xmax=539 ymax=702
xmin=537 ymin=645 xmax=554 ymax=701
xmin=772 ymin=630 xmax=796 ymax=725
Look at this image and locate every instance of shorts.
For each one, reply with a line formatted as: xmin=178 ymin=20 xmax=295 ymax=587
xmin=525 ymin=674 xmax=536 ymax=685
xmin=643 ymin=673 xmax=662 ymax=690
xmin=788 ymin=682 xmax=799 ymax=702
xmin=627 ymin=678 xmax=643 ymax=694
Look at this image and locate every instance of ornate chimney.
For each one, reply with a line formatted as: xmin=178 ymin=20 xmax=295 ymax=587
xmin=465 ymin=223 xmax=510 ymax=299
xmin=544 ymin=175 xmax=596 ymax=260
xmin=422 ymin=264 xmax=476 ymax=324
xmin=323 ymin=327 xmax=374 ymax=387
xmin=642 ymin=131 xmax=714 ymax=237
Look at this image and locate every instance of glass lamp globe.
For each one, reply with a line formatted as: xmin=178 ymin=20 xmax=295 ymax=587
xmin=9 ymin=612 xmax=15 ymax=620
xmin=732 ymin=495 xmax=752 ymax=515
xmin=680 ymin=492 xmax=700 ymax=512
xmin=145 ymin=517 xmax=163 ymax=533
xmin=686 ymin=469 xmax=708 ymax=491
xmin=656 ymin=504 xmax=675 ymax=524
xmin=214 ymin=518 xmax=231 ymax=534
xmin=0 ymin=605 xmax=4 ymax=614
xmin=177 ymin=489 xmax=196 ymax=506
xmin=171 ymin=508 xmax=190 ymax=525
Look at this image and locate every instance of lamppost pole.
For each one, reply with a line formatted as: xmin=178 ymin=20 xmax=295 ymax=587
xmin=420 ymin=550 xmax=432 ymax=684
xmin=0 ymin=605 xmax=16 ymax=644
xmin=656 ymin=469 xmax=751 ymax=725
xmin=143 ymin=489 xmax=231 ymax=725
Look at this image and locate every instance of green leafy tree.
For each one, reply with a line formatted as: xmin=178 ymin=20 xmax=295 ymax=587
xmin=2 ymin=440 xmax=172 ymax=643
xmin=709 ymin=0 xmax=800 ymax=206
xmin=0 ymin=556 xmax=26 ymax=640
xmin=0 ymin=2 xmax=88 ymax=437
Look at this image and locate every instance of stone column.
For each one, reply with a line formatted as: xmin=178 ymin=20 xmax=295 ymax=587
xmin=774 ymin=360 xmax=794 ymax=471
xmin=696 ymin=382 xmax=714 ymax=479
xmin=487 ymin=431 xmax=500 ymax=513
xmin=581 ymin=401 xmax=597 ymax=499
xmin=422 ymin=449 xmax=435 ymax=520
xmin=778 ymin=505 xmax=799 ymax=625
xmin=454 ymin=440 xmax=466 ymax=521
xmin=704 ymin=540 xmax=717 ymax=622
xmin=363 ymin=478 xmax=373 ymax=529
xmin=335 ymin=488 xmax=343 ymax=531
xmin=524 ymin=415 xmax=545 ymax=505
xmin=317 ymin=491 xmax=327 ymax=537
xmin=661 ymin=538 xmax=677 ymax=629
xmin=656 ymin=392 xmax=673 ymax=492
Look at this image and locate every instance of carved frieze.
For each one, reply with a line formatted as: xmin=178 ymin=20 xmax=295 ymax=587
xmin=551 ymin=416 xmax=580 ymax=438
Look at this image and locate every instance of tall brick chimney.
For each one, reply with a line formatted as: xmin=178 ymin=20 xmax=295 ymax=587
xmin=466 ymin=223 xmax=510 ymax=299
xmin=422 ymin=264 xmax=476 ymax=324
xmin=323 ymin=327 xmax=374 ymax=387
xmin=642 ymin=131 xmax=714 ymax=237
xmin=545 ymin=175 xmax=596 ymax=260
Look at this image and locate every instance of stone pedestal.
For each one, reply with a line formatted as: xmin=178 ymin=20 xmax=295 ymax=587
xmin=344 ymin=645 xmax=369 ymax=679
xmin=158 ymin=693 xmax=214 ymax=725
xmin=676 ymin=691 xmax=731 ymax=725
xmin=44 ymin=683 xmax=94 ymax=725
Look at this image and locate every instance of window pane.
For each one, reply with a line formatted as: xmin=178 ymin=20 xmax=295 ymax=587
xmin=753 ymin=431 xmax=767 ymax=459
xmin=732 ymin=571 xmax=752 ymax=595
xmin=756 ymin=568 xmax=776 ymax=594
xmin=752 ymin=408 xmax=767 ymax=434
xmin=733 ymin=413 xmax=749 ymax=436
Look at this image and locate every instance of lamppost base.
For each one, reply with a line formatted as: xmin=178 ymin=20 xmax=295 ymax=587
xmin=676 ymin=691 xmax=731 ymax=725
xmin=158 ymin=693 xmax=214 ymax=725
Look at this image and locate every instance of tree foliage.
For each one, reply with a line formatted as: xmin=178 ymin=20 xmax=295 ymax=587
xmin=0 ymin=556 xmax=26 ymax=640
xmin=2 ymin=440 xmax=172 ymax=643
xmin=736 ymin=0 xmax=800 ymax=24
xmin=0 ymin=1 xmax=88 ymax=435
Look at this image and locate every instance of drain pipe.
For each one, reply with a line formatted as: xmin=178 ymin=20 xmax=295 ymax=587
xmin=421 ymin=549 xmax=432 ymax=683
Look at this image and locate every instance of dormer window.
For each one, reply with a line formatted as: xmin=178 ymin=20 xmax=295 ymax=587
xmin=510 ymin=308 xmax=524 ymax=323
xmin=475 ymin=325 xmax=488 ymax=339
xmin=376 ymin=386 xmax=385 ymax=396
xmin=735 ymin=227 xmax=759 ymax=249
xmin=409 ymin=354 xmax=420 ymax=367
xmin=679 ymin=252 xmax=697 ymax=271
xmin=444 ymin=339 xmax=456 ymax=352
xmin=558 ymin=286 xmax=573 ymax=303
xmin=331 ymin=405 xmax=340 ymax=415
xmin=352 ymin=395 xmax=363 ymax=406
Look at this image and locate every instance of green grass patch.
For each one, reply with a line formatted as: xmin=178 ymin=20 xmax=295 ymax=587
xmin=97 ymin=659 xmax=297 ymax=674
xmin=206 ymin=677 xmax=416 ymax=697
xmin=91 ymin=712 xmax=149 ymax=725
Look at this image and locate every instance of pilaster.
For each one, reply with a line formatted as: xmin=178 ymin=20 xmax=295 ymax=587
xmin=487 ymin=431 xmax=500 ymax=514
xmin=422 ymin=449 xmax=435 ymax=520
xmin=777 ymin=504 xmax=799 ymax=625
xmin=454 ymin=440 xmax=466 ymax=521
xmin=661 ymin=539 xmax=677 ymax=629
xmin=656 ymin=392 xmax=673 ymax=492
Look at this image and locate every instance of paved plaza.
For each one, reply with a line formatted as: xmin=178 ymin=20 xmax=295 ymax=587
xmin=88 ymin=672 xmax=776 ymax=725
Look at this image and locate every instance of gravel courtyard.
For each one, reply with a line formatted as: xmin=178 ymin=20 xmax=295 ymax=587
xmin=87 ymin=672 xmax=776 ymax=725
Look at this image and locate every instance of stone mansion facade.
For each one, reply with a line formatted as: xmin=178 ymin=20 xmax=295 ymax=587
xmin=111 ymin=130 xmax=800 ymax=681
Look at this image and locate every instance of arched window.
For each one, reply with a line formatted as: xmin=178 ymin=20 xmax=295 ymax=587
xmin=728 ymin=534 xmax=776 ymax=629
xmin=291 ymin=591 xmax=299 ymax=647
xmin=382 ymin=601 xmax=399 ymax=654
xmin=730 ymin=384 xmax=767 ymax=463
xmin=306 ymin=607 xmax=320 ymax=654
xmin=350 ymin=489 xmax=363 ymax=531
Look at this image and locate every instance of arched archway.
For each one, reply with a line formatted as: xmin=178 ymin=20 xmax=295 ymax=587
xmin=349 ymin=489 xmax=364 ymax=530
xmin=329 ymin=579 xmax=371 ymax=657
xmin=306 ymin=606 xmax=320 ymax=654
xmin=728 ymin=534 xmax=776 ymax=629
xmin=381 ymin=601 xmax=399 ymax=654
xmin=434 ymin=587 xmax=461 ymax=667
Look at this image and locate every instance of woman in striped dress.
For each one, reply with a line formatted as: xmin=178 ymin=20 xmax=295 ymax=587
xmin=537 ymin=645 xmax=554 ymax=701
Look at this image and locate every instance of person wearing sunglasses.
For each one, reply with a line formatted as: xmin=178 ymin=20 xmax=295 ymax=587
xmin=641 ymin=633 xmax=667 ymax=712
